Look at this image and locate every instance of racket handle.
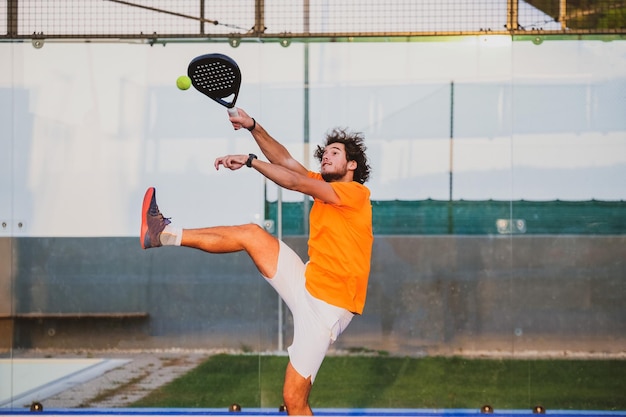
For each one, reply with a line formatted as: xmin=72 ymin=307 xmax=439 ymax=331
xmin=227 ymin=107 xmax=238 ymax=117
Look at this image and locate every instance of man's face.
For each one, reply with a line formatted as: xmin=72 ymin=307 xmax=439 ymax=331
xmin=320 ymin=142 xmax=355 ymax=182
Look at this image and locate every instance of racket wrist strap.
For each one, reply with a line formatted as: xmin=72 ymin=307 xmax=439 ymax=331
xmin=246 ymin=153 xmax=257 ymax=168
xmin=247 ymin=118 xmax=256 ymax=132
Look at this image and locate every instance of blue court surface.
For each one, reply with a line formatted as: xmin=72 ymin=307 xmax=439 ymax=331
xmin=1 ymin=408 xmax=626 ymax=417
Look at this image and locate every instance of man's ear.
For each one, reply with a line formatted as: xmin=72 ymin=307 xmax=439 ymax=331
xmin=348 ymin=160 xmax=357 ymax=171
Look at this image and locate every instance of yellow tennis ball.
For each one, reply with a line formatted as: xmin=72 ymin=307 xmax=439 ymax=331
xmin=176 ymin=75 xmax=191 ymax=90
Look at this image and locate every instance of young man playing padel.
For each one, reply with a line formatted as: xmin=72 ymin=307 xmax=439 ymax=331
xmin=140 ymin=108 xmax=373 ymax=416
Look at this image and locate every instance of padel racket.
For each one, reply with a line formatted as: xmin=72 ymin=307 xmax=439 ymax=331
xmin=188 ymin=53 xmax=241 ymax=117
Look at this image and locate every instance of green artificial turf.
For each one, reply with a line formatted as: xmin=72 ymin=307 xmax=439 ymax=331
xmin=132 ymin=354 xmax=626 ymax=411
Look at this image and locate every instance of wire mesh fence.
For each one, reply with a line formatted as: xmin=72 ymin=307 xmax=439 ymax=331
xmin=1 ymin=0 xmax=625 ymax=42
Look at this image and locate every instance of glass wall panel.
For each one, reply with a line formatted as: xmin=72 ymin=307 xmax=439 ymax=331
xmin=1 ymin=36 xmax=624 ymax=412
xmin=509 ymin=39 xmax=626 ymax=356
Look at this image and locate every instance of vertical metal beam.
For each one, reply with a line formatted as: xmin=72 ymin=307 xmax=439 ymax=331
xmin=7 ymin=0 xmax=18 ymax=37
xmin=559 ymin=0 xmax=567 ymax=30
xmin=1 ymin=0 xmax=16 ymax=347
xmin=200 ymin=0 xmax=205 ymax=34
xmin=507 ymin=0 xmax=519 ymax=31
xmin=302 ymin=0 xmax=310 ymax=233
xmin=448 ymin=81 xmax=454 ymax=234
xmin=276 ymin=186 xmax=283 ymax=351
xmin=254 ymin=0 xmax=265 ymax=35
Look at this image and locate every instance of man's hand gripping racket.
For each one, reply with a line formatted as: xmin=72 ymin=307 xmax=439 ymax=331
xmin=188 ymin=53 xmax=241 ymax=117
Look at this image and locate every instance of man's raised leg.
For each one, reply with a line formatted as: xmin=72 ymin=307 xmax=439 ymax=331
xmin=141 ymin=187 xmax=279 ymax=278
xmin=182 ymin=225 xmax=279 ymax=278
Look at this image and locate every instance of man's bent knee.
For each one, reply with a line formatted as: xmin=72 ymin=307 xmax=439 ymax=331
xmin=241 ymin=223 xmax=279 ymax=278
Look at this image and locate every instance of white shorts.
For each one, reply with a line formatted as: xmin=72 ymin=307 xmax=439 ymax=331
xmin=263 ymin=240 xmax=354 ymax=383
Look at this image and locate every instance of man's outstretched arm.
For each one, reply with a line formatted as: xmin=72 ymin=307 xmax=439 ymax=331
xmin=228 ymin=108 xmax=308 ymax=176
xmin=215 ymin=154 xmax=340 ymax=205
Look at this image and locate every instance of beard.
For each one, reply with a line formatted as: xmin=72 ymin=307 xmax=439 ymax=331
xmin=321 ymin=165 xmax=348 ymax=182
xmin=321 ymin=172 xmax=343 ymax=182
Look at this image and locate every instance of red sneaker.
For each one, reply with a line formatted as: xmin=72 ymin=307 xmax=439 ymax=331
xmin=140 ymin=187 xmax=171 ymax=249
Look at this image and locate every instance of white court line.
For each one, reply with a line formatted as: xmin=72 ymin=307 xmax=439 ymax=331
xmin=0 ymin=358 xmax=130 ymax=408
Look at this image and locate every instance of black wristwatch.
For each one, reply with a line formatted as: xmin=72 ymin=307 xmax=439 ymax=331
xmin=246 ymin=153 xmax=257 ymax=168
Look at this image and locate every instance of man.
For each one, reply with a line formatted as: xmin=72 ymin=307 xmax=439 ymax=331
xmin=140 ymin=108 xmax=373 ymax=415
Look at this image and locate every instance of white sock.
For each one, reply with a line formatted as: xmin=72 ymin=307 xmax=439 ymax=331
xmin=160 ymin=225 xmax=182 ymax=246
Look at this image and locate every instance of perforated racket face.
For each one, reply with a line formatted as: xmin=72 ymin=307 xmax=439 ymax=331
xmin=188 ymin=53 xmax=241 ymax=108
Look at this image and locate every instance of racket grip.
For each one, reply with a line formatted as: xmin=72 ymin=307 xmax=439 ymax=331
xmin=227 ymin=107 xmax=238 ymax=117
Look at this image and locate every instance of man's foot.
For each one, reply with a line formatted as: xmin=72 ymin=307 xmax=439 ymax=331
xmin=140 ymin=187 xmax=171 ymax=249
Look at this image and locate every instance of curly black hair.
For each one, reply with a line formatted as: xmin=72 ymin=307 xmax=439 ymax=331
xmin=314 ymin=128 xmax=371 ymax=184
